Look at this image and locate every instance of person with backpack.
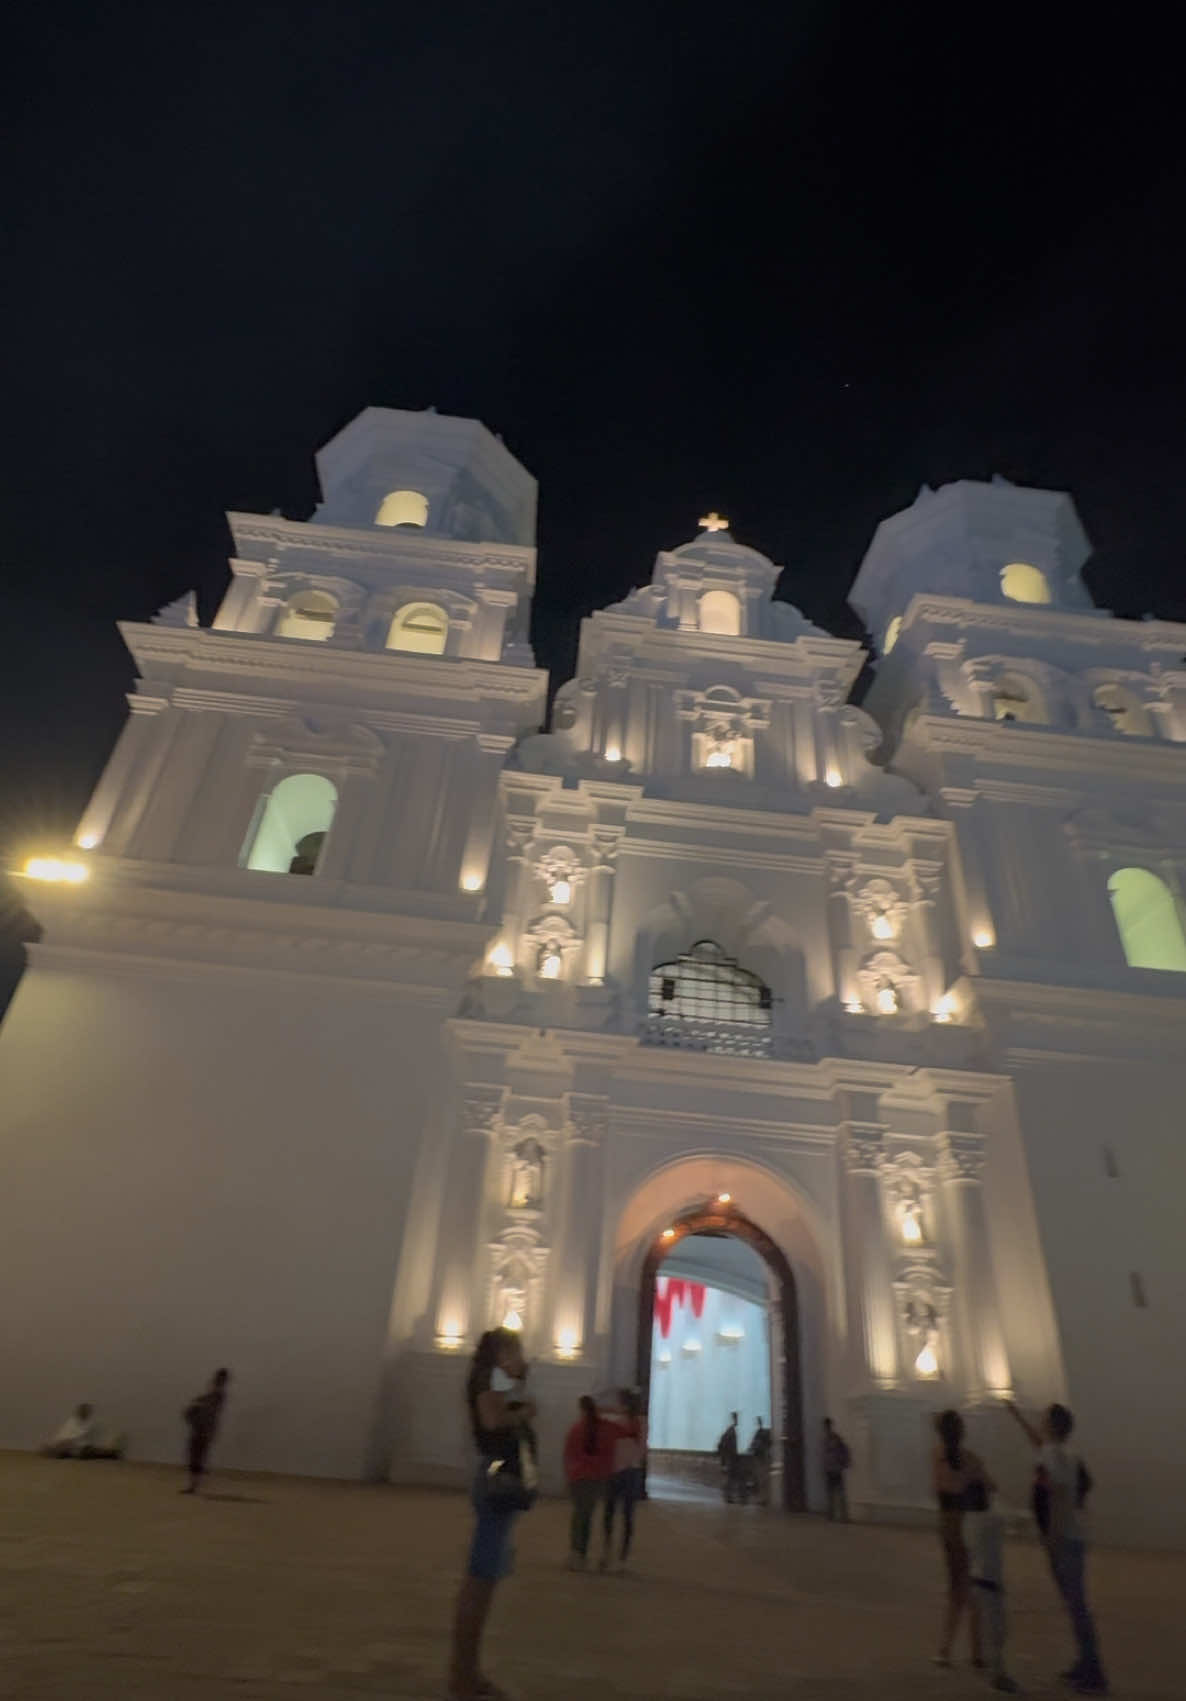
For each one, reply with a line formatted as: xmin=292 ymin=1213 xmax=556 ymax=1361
xmin=181 ymin=1368 xmax=230 ymax=1494
xmin=822 ymin=1417 xmax=851 ymax=1521
xmin=1007 ymin=1400 xmax=1109 ymax=1695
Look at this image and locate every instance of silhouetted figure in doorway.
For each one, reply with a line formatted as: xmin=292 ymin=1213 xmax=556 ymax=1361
xmin=717 ymin=1411 xmax=743 ymax=1502
xmin=822 ymin=1417 xmax=851 ymax=1521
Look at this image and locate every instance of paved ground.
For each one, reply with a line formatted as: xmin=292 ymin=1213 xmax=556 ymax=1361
xmin=0 ymin=1452 xmax=1181 ymax=1700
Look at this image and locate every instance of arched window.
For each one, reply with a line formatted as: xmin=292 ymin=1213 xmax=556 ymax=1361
xmin=386 ymin=602 xmax=448 ymax=655
xmin=648 ymin=940 xmax=772 ymax=1026
xmin=374 ymin=489 xmax=429 ymax=528
xmin=1000 ymin=562 xmax=1052 ymax=605
xmin=699 ymin=590 xmax=742 ymax=637
xmin=1108 ymin=868 xmax=1186 ymax=971
xmin=1093 ymin=684 xmax=1149 ymax=737
xmin=884 ymin=614 xmax=902 ymax=655
xmin=245 ymin=773 xmax=338 ymax=875
xmin=275 ymin=588 xmax=338 ymax=641
xmin=991 ymin=673 xmax=1043 ymax=724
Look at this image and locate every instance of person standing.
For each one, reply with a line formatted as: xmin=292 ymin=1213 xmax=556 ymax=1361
xmin=449 ymin=1329 xmax=537 ymax=1701
xmin=601 ymin=1388 xmax=647 ymax=1571
xmin=822 ymin=1417 xmax=851 ymax=1521
xmin=564 ymin=1395 xmax=613 ymax=1569
xmin=1007 ymin=1401 xmax=1108 ymax=1695
xmin=181 ymin=1368 xmax=229 ymax=1494
xmin=964 ymin=1459 xmax=1020 ymax=1691
xmin=932 ymin=1409 xmax=985 ymax=1670
xmin=750 ymin=1417 xmax=773 ymax=1508
xmin=717 ymin=1411 xmax=742 ymax=1503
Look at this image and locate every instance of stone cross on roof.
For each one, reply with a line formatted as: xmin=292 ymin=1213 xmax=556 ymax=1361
xmin=698 ymin=511 xmax=729 ymax=533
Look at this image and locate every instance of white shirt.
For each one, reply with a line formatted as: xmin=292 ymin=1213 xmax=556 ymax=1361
xmin=52 ymin=1412 xmax=95 ymax=1449
xmin=1038 ymin=1441 xmax=1086 ymax=1543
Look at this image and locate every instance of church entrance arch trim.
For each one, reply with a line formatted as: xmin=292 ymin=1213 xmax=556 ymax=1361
xmin=635 ymin=1198 xmax=806 ymax=1512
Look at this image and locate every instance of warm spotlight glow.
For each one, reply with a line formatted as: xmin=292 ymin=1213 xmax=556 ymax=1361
xmin=875 ymin=983 xmax=899 ymax=1015
xmin=933 ymin=992 xmax=956 ymax=1024
xmin=555 ymin=1327 xmax=579 ymax=1360
xmin=461 ymin=873 xmax=484 ymax=892
xmin=901 ymin=1207 xmax=923 ymax=1244
xmin=824 ymin=767 xmax=843 ymax=788
xmin=871 ymin=912 xmax=894 ymax=941
xmin=717 ymin=1192 xmax=732 ymax=1204
xmin=661 ymin=1227 xmax=676 ymax=1241
xmin=604 ymin=743 xmax=622 ymax=763
xmin=539 ymin=949 xmax=563 ymax=980
xmin=76 ymin=832 xmax=99 ymax=850
xmin=437 ymin=1332 xmax=464 ymax=1351
xmin=704 ymin=747 xmax=733 ymax=769
xmin=915 ymin=1341 xmax=939 ymax=1378
xmin=844 ymin=998 xmax=865 ymax=1015
xmin=24 ymin=857 xmax=89 ymax=884
xmin=502 ymin=1309 xmax=523 ymax=1332
xmin=972 ymin=927 xmax=995 ymax=950
xmin=549 ymin=879 xmax=572 ymax=906
xmin=488 ymin=942 xmax=514 ymax=976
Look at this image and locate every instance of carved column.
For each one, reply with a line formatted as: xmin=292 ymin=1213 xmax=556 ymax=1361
xmin=843 ymin=1126 xmax=901 ymax=1389
xmin=584 ymin=831 xmax=619 ymax=984
xmin=938 ymin=1130 xmax=1012 ymax=1400
xmin=458 ymin=733 xmax=516 ymax=894
xmin=827 ymin=860 xmax=860 ymax=1008
xmin=498 ymin=819 xmax=534 ymax=971
xmin=551 ymin=1096 xmax=607 ymax=1357
xmin=909 ymin=859 xmax=946 ymax=1011
xmin=431 ymin=1088 xmax=504 ymax=1345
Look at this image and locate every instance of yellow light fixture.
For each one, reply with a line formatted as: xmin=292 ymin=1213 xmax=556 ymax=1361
xmin=717 ymin=1191 xmax=732 ymax=1204
xmin=76 ymin=832 xmax=99 ymax=850
xmin=824 ymin=767 xmax=843 ymax=788
xmin=871 ymin=912 xmax=894 ymax=941
xmin=437 ymin=1332 xmax=464 ymax=1352
xmin=915 ymin=1340 xmax=939 ymax=1378
xmin=972 ymin=927 xmax=995 ymax=950
xmin=24 ymin=856 xmax=89 ymax=884
xmin=555 ymin=1327 xmax=579 ymax=1360
xmin=461 ymin=873 xmax=484 ymax=892
xmin=549 ymin=878 xmax=572 ymax=906
xmin=661 ymin=1227 xmax=676 ymax=1241
xmin=705 ymin=747 xmax=733 ymax=769
xmin=488 ymin=942 xmax=514 ymax=976
xmin=604 ymin=743 xmax=622 ymax=763
xmin=844 ymin=998 xmax=865 ymax=1015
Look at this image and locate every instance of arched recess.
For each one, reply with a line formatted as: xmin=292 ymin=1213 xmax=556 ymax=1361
xmin=611 ymin=1153 xmax=830 ymax=1515
xmin=375 ymin=489 xmax=429 ymax=528
xmin=275 ymin=588 xmax=338 ymax=641
xmin=245 ymin=772 xmax=338 ymax=874
xmin=1108 ymin=867 xmax=1186 ymax=970
xmin=387 ymin=601 xmax=449 ymax=655
xmin=699 ymin=589 xmax=742 ymax=636
xmin=1000 ymin=562 xmax=1052 ymax=604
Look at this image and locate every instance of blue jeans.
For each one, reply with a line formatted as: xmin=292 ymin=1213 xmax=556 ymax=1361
xmin=1048 ymin=1538 xmax=1105 ymax=1683
xmin=468 ymin=1465 xmax=518 ymax=1581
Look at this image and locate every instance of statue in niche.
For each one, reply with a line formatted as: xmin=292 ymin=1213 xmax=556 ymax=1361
xmin=508 ymin=1139 xmax=545 ymax=1211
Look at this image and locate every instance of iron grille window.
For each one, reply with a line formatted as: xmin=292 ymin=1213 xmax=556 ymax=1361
xmin=648 ymin=940 xmax=772 ymax=1026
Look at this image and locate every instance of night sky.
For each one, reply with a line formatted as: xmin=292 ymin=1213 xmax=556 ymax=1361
xmin=3 ymin=8 xmax=1184 ymax=1005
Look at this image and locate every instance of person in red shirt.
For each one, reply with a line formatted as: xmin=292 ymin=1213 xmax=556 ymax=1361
xmin=563 ymin=1396 xmax=614 ymax=1570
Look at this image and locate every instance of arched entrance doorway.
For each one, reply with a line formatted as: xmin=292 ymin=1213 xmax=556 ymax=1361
xmin=636 ymin=1198 xmax=805 ymax=1511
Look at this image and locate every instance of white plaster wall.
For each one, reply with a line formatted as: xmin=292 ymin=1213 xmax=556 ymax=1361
xmin=0 ymin=958 xmax=446 ymax=1480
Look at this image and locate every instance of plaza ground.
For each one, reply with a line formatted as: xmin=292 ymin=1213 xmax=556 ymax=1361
xmin=0 ymin=1453 xmax=1180 ymax=1700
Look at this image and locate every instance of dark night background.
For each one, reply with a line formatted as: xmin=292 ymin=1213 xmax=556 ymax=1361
xmin=2 ymin=5 xmax=1184 ymax=1007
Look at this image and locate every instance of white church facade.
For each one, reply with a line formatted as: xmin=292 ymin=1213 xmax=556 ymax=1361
xmin=2 ymin=407 xmax=1184 ymax=1545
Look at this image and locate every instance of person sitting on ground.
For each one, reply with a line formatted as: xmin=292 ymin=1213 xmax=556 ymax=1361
xmin=42 ymin=1402 xmax=97 ymax=1458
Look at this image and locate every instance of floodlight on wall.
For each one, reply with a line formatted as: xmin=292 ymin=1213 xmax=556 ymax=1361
xmin=549 ymin=878 xmax=572 ymax=906
xmin=502 ymin=1309 xmax=523 ymax=1333
xmin=539 ymin=948 xmax=563 ymax=980
xmin=875 ymin=983 xmax=899 ymax=1015
xmin=437 ymin=1332 xmax=464 ymax=1352
xmin=488 ymin=942 xmax=514 ymax=976
xmin=76 ymin=832 xmax=99 ymax=850
xmin=705 ymin=747 xmax=733 ymax=769
xmin=844 ymin=998 xmax=865 ymax=1015
xmin=900 ymin=1205 xmax=923 ymax=1245
xmin=932 ymin=992 xmax=956 ymax=1024
xmin=461 ymin=873 xmax=484 ymax=893
xmin=914 ymin=1340 xmax=939 ymax=1378
xmin=555 ymin=1327 xmax=579 ymax=1360
xmin=972 ymin=927 xmax=995 ymax=950
xmin=870 ymin=912 xmax=895 ymax=941
xmin=824 ymin=767 xmax=843 ymax=788
xmin=604 ymin=743 xmax=622 ymax=763
xmin=661 ymin=1227 xmax=676 ymax=1241
xmin=23 ymin=856 xmax=89 ymax=884
xmin=717 ymin=1192 xmax=732 ymax=1204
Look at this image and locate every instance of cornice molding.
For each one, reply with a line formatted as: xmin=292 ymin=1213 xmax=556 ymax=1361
xmin=907 ymin=713 xmax=1186 ymax=783
xmin=227 ymin=511 xmax=536 ymax=579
